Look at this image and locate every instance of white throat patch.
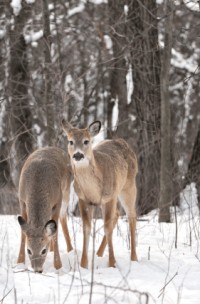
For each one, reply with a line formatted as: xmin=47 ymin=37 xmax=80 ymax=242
xmin=73 ymin=158 xmax=89 ymax=167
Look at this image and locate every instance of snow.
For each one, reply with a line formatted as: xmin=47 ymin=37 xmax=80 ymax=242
xmin=124 ymin=5 xmax=128 ymax=16
xmin=88 ymin=0 xmax=107 ymax=4
xmin=126 ymin=64 xmax=133 ymax=105
xmin=104 ymin=35 xmax=112 ymax=50
xmin=110 ymin=99 xmax=118 ymax=133
xmin=24 ymin=30 xmax=43 ymax=44
xmin=0 ymin=30 xmax=6 ymax=40
xmin=25 ymin=0 xmax=35 ymax=3
xmin=183 ymin=0 xmax=199 ymax=11
xmin=0 ymin=184 xmax=200 ymax=303
xmin=10 ymin=0 xmax=22 ymax=16
xmin=171 ymin=48 xmax=199 ymax=73
xmin=68 ymin=4 xmax=85 ymax=18
xmin=10 ymin=0 xmax=38 ymax=15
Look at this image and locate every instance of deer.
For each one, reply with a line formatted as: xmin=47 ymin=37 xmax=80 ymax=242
xmin=16 ymin=147 xmax=73 ymax=273
xmin=62 ymin=119 xmax=138 ymax=268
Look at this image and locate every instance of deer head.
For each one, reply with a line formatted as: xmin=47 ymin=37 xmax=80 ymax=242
xmin=18 ymin=216 xmax=57 ymax=272
xmin=62 ymin=119 xmax=101 ymax=166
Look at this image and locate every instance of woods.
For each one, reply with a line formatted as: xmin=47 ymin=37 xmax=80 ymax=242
xmin=0 ymin=0 xmax=199 ymax=219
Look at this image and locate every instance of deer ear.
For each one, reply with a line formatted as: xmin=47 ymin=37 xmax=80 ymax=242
xmin=88 ymin=121 xmax=101 ymax=137
xmin=61 ymin=119 xmax=73 ymax=135
xmin=18 ymin=216 xmax=28 ymax=232
xmin=44 ymin=220 xmax=57 ymax=237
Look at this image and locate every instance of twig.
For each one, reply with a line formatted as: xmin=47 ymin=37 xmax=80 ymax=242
xmin=13 ymin=268 xmax=54 ymax=278
xmin=0 ymin=287 xmax=13 ymax=303
xmin=148 ymin=246 xmax=151 ymax=260
xmin=158 ymin=271 xmax=178 ymax=298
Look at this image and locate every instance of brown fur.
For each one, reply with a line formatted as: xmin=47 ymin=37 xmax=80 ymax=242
xmin=62 ymin=120 xmax=138 ymax=268
xmin=17 ymin=147 xmax=73 ymax=272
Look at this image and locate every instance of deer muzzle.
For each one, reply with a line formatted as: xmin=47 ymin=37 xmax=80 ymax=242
xmin=31 ymin=257 xmax=44 ymax=273
xmin=73 ymin=152 xmax=84 ymax=161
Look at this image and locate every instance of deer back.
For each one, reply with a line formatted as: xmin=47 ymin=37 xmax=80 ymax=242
xmin=19 ymin=147 xmax=71 ymax=224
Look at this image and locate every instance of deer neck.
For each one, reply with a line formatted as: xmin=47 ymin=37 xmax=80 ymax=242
xmin=72 ymin=152 xmax=96 ymax=173
xmin=73 ymin=156 xmax=99 ymax=180
xmin=72 ymin=154 xmax=103 ymax=203
xmin=27 ymin=196 xmax=51 ymax=228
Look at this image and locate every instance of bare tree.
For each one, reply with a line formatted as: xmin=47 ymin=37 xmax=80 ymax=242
xmin=159 ymin=0 xmax=174 ymax=222
xmin=127 ymin=0 xmax=161 ymax=214
xmin=184 ymin=126 xmax=200 ymax=210
xmin=1 ymin=0 xmax=199 ymax=216
xmin=107 ymin=0 xmax=128 ymax=138
xmin=42 ymin=0 xmax=55 ymax=145
xmin=9 ymin=1 xmax=34 ymax=185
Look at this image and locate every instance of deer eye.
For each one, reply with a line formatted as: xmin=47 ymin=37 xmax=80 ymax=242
xmin=27 ymin=249 xmax=32 ymax=255
xmin=41 ymin=248 xmax=47 ymax=255
xmin=84 ymin=140 xmax=89 ymax=145
xmin=69 ymin=140 xmax=74 ymax=146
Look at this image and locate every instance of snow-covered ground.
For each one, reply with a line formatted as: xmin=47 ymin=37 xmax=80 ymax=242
xmin=0 ymin=184 xmax=200 ymax=304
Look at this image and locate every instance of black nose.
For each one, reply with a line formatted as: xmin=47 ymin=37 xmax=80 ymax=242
xmin=73 ymin=152 xmax=84 ymax=161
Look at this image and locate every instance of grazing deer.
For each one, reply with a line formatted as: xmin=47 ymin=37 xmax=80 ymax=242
xmin=62 ymin=120 xmax=138 ymax=268
xmin=17 ymin=147 xmax=73 ymax=273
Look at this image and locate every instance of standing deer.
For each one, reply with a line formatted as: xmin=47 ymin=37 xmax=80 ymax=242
xmin=62 ymin=120 xmax=138 ymax=268
xmin=17 ymin=147 xmax=73 ymax=273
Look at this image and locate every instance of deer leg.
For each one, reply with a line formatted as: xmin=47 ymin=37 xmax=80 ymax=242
xmin=96 ymin=235 xmax=106 ymax=257
xmin=60 ymin=197 xmax=73 ymax=252
xmin=60 ymin=183 xmax=73 ymax=252
xmin=96 ymin=207 xmax=119 ymax=257
xmin=17 ymin=231 xmax=26 ymax=264
xmin=17 ymin=204 xmax=27 ymax=264
xmin=102 ymin=200 xmax=117 ymax=267
xmin=50 ymin=240 xmax=54 ymax=252
xmin=52 ymin=206 xmax=62 ymax=270
xmin=60 ymin=215 xmax=73 ymax=252
xmin=129 ymin=215 xmax=137 ymax=261
xmin=120 ymin=186 xmax=138 ymax=262
xmin=79 ymin=200 xmax=92 ymax=269
xmin=51 ymin=231 xmax=62 ymax=270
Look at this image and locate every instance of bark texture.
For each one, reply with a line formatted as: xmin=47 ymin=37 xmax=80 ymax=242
xmin=128 ymin=0 xmax=161 ymax=214
xmin=9 ymin=1 xmax=33 ymax=185
xmin=159 ymin=0 xmax=174 ymax=223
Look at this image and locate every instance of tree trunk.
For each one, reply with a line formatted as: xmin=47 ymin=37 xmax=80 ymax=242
xmin=159 ymin=0 xmax=174 ymax=223
xmin=128 ymin=0 xmax=161 ymax=214
xmin=9 ymin=1 xmax=34 ymax=186
xmin=0 ymin=2 xmax=10 ymax=190
xmin=184 ymin=127 xmax=200 ymax=210
xmin=107 ymin=0 xmax=128 ymax=139
xmin=42 ymin=0 xmax=55 ymax=145
xmin=0 ymin=2 xmax=19 ymax=215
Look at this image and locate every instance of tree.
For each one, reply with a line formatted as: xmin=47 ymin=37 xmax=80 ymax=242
xmin=9 ymin=1 xmax=34 ymax=185
xmin=0 ymin=0 xmax=199 ymax=216
xmin=184 ymin=126 xmax=200 ymax=209
xmin=107 ymin=0 xmax=128 ymax=138
xmin=127 ymin=0 xmax=161 ymax=214
xmin=42 ymin=0 xmax=55 ymax=145
xmin=159 ymin=0 xmax=174 ymax=223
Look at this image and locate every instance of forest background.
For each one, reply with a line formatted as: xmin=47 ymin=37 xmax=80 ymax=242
xmin=0 ymin=0 xmax=199 ymax=222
